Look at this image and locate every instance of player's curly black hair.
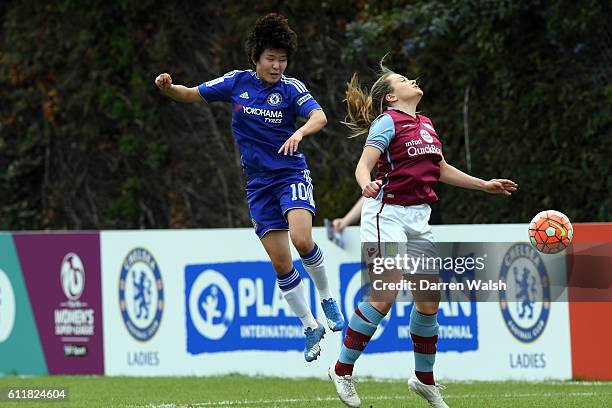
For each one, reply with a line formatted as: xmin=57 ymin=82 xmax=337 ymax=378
xmin=245 ymin=13 xmax=298 ymax=65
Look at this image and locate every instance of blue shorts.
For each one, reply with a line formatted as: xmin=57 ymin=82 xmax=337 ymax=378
xmin=246 ymin=169 xmax=316 ymax=238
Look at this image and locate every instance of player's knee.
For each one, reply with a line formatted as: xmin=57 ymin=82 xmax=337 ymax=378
xmin=270 ymin=258 xmax=293 ymax=275
xmin=414 ymin=301 xmax=439 ymax=315
xmin=370 ymin=302 xmax=393 ymax=315
xmin=290 ymin=234 xmax=313 ymax=255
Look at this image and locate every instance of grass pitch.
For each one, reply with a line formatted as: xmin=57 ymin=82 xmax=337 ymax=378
xmin=0 ymin=375 xmax=611 ymax=407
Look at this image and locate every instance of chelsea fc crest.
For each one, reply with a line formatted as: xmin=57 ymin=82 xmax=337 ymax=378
xmin=499 ymin=243 xmax=550 ymax=343
xmin=119 ymin=247 xmax=164 ymax=341
xmin=267 ymin=92 xmax=282 ymax=106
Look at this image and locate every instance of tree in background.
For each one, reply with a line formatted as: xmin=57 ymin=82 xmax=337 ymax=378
xmin=1 ymin=0 xmax=609 ymax=230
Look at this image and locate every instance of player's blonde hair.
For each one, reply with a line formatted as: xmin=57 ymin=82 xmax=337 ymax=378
xmin=343 ymin=60 xmax=395 ymax=137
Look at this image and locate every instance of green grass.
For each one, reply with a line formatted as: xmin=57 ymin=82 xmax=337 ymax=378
xmin=0 ymin=375 xmax=611 ymax=407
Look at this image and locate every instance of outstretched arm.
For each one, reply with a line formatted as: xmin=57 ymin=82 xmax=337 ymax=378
xmin=155 ymin=73 xmax=202 ymax=103
xmin=439 ymin=158 xmax=518 ymax=195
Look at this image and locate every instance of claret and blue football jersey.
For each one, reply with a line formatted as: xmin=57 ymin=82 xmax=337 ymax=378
xmin=365 ymin=108 xmax=443 ymax=206
xmin=197 ymin=70 xmax=322 ymax=176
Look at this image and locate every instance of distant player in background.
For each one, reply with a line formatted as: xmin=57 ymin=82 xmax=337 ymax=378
xmin=331 ymin=197 xmax=365 ymax=233
xmin=324 ymin=197 xmax=364 ymax=249
xmin=328 ymin=62 xmax=517 ymax=407
xmin=155 ymin=13 xmax=344 ymax=362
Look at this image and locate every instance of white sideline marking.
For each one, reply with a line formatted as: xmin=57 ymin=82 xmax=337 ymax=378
xmin=128 ymin=391 xmax=612 ymax=408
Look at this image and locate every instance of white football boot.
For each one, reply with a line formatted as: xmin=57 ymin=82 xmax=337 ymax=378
xmin=328 ymin=365 xmax=361 ymax=407
xmin=408 ymin=374 xmax=449 ymax=408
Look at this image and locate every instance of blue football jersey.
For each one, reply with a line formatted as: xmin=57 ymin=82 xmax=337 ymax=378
xmin=197 ymin=70 xmax=322 ymax=175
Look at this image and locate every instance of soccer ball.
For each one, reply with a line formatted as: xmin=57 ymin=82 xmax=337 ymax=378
xmin=528 ymin=210 xmax=573 ymax=254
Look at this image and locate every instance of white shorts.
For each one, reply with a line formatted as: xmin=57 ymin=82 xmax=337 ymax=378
xmin=360 ymin=198 xmax=438 ymax=275
xmin=360 ymin=198 xmax=434 ymax=242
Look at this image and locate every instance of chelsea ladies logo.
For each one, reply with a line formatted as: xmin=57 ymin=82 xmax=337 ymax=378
xmin=119 ymin=248 xmax=164 ymax=341
xmin=267 ymin=92 xmax=282 ymax=106
xmin=499 ymin=243 xmax=550 ymax=343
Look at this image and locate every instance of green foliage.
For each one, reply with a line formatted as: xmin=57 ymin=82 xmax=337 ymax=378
xmin=345 ymin=0 xmax=611 ymax=223
xmin=0 ymin=0 xmax=609 ymax=230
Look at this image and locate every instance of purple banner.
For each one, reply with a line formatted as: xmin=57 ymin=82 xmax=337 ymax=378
xmin=14 ymin=232 xmax=104 ymax=374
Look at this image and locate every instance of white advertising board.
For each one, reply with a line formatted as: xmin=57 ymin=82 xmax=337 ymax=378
xmin=101 ymin=224 xmax=571 ymax=379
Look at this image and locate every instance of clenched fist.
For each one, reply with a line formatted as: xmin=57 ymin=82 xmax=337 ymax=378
xmin=362 ymin=180 xmax=383 ymax=198
xmin=155 ymin=73 xmax=173 ymax=91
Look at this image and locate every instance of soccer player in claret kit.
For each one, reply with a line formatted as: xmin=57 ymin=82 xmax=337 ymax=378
xmin=154 ymin=13 xmax=344 ymax=362
xmin=327 ymin=62 xmax=518 ymax=407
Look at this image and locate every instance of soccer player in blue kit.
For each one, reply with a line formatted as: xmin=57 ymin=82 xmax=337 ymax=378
xmin=154 ymin=13 xmax=344 ymax=361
